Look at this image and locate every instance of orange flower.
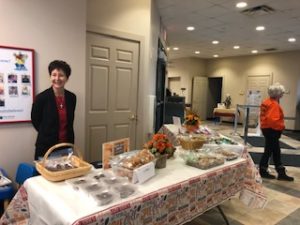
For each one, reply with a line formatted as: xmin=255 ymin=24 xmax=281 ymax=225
xmin=156 ymin=141 xmax=166 ymax=152
xmin=153 ymin=134 xmax=161 ymax=141
xmin=166 ymin=142 xmax=172 ymax=148
xmin=147 ymin=140 xmax=153 ymax=148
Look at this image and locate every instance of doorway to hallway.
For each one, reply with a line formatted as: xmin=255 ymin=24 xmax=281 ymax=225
xmin=206 ymin=77 xmax=223 ymax=120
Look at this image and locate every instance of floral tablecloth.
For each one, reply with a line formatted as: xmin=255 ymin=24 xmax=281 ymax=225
xmin=1 ymin=158 xmax=247 ymax=225
xmin=159 ymin=124 xmax=267 ymax=209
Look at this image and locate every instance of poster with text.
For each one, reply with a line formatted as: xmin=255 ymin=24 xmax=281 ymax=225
xmin=0 ymin=46 xmax=34 ymax=123
xmin=102 ymin=138 xmax=130 ymax=169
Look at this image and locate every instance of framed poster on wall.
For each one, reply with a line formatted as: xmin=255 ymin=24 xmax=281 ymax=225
xmin=0 ymin=46 xmax=34 ymax=123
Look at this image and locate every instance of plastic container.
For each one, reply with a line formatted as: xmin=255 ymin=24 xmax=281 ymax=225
xmin=65 ymin=177 xmax=93 ymax=190
xmin=110 ymin=150 xmax=155 ymax=181
xmin=184 ymin=152 xmax=225 ymax=170
xmin=113 ymin=182 xmax=136 ymax=199
xmin=91 ymin=190 xmax=115 ymax=206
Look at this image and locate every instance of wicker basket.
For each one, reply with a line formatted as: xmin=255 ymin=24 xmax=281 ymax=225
xmin=179 ymin=136 xmax=206 ymax=150
xmin=36 ymin=143 xmax=92 ymax=182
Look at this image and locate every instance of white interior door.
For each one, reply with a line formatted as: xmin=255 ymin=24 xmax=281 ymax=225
xmin=247 ymin=75 xmax=272 ymax=102
xmin=247 ymin=74 xmax=272 ymax=126
xmin=192 ymin=77 xmax=208 ymax=120
xmin=86 ymin=32 xmax=139 ymax=161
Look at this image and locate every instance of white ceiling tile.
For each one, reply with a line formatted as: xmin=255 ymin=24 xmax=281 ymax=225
xmin=156 ymin=0 xmax=300 ymax=59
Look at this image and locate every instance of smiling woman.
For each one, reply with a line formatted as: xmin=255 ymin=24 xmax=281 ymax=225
xmin=31 ymin=60 xmax=77 ymax=160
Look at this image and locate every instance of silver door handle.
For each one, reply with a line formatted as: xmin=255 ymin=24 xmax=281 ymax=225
xmin=129 ymin=114 xmax=137 ymax=121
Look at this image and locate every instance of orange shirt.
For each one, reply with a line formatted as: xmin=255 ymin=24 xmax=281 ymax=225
xmin=260 ymin=98 xmax=285 ymax=131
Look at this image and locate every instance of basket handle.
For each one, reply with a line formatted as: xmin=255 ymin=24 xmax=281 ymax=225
xmin=41 ymin=143 xmax=82 ymax=164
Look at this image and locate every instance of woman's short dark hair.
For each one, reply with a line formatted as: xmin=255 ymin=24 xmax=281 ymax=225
xmin=48 ymin=60 xmax=71 ymax=78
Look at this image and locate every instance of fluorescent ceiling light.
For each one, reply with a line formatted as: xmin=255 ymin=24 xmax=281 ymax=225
xmin=288 ymin=37 xmax=296 ymax=42
xmin=256 ymin=26 xmax=265 ymax=31
xmin=195 ymin=51 xmax=200 ymax=54
xmin=173 ymin=47 xmax=179 ymax=51
xmin=186 ymin=26 xmax=195 ymax=31
xmin=212 ymin=40 xmax=219 ymax=44
xmin=233 ymin=45 xmax=240 ymax=49
xmin=251 ymin=50 xmax=258 ymax=54
xmin=213 ymin=54 xmax=219 ymax=58
xmin=236 ymin=2 xmax=248 ymax=8
xmin=166 ymin=47 xmax=170 ymax=51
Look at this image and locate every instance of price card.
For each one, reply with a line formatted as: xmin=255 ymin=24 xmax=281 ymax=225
xmin=132 ymin=161 xmax=155 ymax=184
xmin=102 ymin=138 xmax=130 ymax=169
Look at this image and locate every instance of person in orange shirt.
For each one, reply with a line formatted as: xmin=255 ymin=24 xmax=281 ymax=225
xmin=259 ymin=83 xmax=294 ymax=181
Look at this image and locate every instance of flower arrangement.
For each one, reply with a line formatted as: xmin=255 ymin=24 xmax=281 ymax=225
xmin=144 ymin=133 xmax=175 ymax=158
xmin=223 ymin=94 xmax=231 ymax=109
xmin=184 ymin=112 xmax=200 ymax=126
xmin=184 ymin=111 xmax=200 ymax=133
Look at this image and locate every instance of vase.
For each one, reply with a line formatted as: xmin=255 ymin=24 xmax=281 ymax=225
xmin=155 ymin=154 xmax=167 ymax=169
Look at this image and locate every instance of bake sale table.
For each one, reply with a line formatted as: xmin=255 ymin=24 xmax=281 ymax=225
xmin=1 ymin=154 xmax=248 ymax=225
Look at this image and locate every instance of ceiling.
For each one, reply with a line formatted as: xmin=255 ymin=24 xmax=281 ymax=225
xmin=155 ymin=0 xmax=300 ymax=59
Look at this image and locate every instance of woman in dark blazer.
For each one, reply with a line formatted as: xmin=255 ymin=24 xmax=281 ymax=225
xmin=31 ymin=60 xmax=76 ymax=160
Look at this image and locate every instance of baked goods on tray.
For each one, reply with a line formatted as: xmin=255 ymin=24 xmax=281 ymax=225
xmin=110 ymin=149 xmax=155 ymax=181
xmin=214 ymin=148 xmax=239 ymax=161
xmin=119 ymin=149 xmax=155 ymax=169
xmin=185 ymin=153 xmax=225 ymax=170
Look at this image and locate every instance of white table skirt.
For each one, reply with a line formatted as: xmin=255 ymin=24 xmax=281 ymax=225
xmin=25 ymin=154 xmax=246 ymax=225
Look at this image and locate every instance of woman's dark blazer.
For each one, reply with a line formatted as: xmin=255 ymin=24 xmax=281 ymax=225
xmin=31 ymin=87 xmax=76 ymax=159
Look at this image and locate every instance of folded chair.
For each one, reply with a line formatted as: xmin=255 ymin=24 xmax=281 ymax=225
xmin=0 ymin=167 xmax=14 ymax=210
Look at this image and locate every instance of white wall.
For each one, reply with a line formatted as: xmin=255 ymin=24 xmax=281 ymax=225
xmin=168 ymin=51 xmax=300 ymax=129
xmin=167 ymin=57 xmax=207 ymax=103
xmin=0 ymin=0 xmax=86 ymax=178
xmin=206 ymin=51 xmax=300 ymax=129
xmin=87 ymin=0 xmax=160 ymax=143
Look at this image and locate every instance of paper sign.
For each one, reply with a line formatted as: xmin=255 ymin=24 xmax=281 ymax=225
xmin=102 ymin=138 xmax=130 ymax=169
xmin=172 ymin=116 xmax=182 ymax=127
xmin=239 ymin=189 xmax=267 ymax=209
xmin=132 ymin=161 xmax=155 ymax=184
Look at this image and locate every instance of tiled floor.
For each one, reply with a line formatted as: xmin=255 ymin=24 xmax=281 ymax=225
xmin=186 ymin=122 xmax=300 ymax=225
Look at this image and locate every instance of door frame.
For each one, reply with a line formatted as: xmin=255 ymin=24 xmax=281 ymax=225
xmin=86 ymin=25 xmax=145 ymax=158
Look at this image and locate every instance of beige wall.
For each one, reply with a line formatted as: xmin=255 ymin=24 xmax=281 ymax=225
xmin=167 ymin=57 xmax=207 ymax=103
xmin=0 ymin=0 xmax=86 ymax=178
xmin=87 ymin=0 xmax=160 ymax=143
xmin=169 ymin=51 xmax=300 ymax=129
xmin=207 ymin=51 xmax=300 ymax=129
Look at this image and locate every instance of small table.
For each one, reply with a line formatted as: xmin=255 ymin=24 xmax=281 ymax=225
xmin=213 ymin=108 xmax=236 ymax=122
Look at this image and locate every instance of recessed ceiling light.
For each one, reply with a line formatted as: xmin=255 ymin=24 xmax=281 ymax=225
xmin=288 ymin=37 xmax=296 ymax=42
xmin=166 ymin=47 xmax=170 ymax=51
xmin=212 ymin=40 xmax=219 ymax=44
xmin=213 ymin=54 xmax=219 ymax=58
xmin=251 ymin=50 xmax=258 ymax=54
xmin=233 ymin=45 xmax=240 ymax=49
xmin=195 ymin=51 xmax=200 ymax=54
xmin=186 ymin=26 xmax=195 ymax=31
xmin=256 ymin=26 xmax=265 ymax=31
xmin=173 ymin=47 xmax=179 ymax=51
xmin=236 ymin=2 xmax=248 ymax=8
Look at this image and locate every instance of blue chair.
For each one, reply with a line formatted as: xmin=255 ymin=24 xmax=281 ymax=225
xmin=0 ymin=167 xmax=14 ymax=210
xmin=15 ymin=162 xmax=39 ymax=186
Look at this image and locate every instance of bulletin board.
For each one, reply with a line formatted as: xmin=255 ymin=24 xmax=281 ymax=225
xmin=0 ymin=46 xmax=35 ymax=123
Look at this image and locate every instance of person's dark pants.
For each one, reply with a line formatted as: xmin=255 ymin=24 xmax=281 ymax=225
xmin=259 ymin=128 xmax=283 ymax=170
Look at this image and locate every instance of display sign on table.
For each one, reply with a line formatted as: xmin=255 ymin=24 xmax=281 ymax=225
xmin=102 ymin=138 xmax=130 ymax=169
xmin=0 ymin=46 xmax=34 ymax=123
